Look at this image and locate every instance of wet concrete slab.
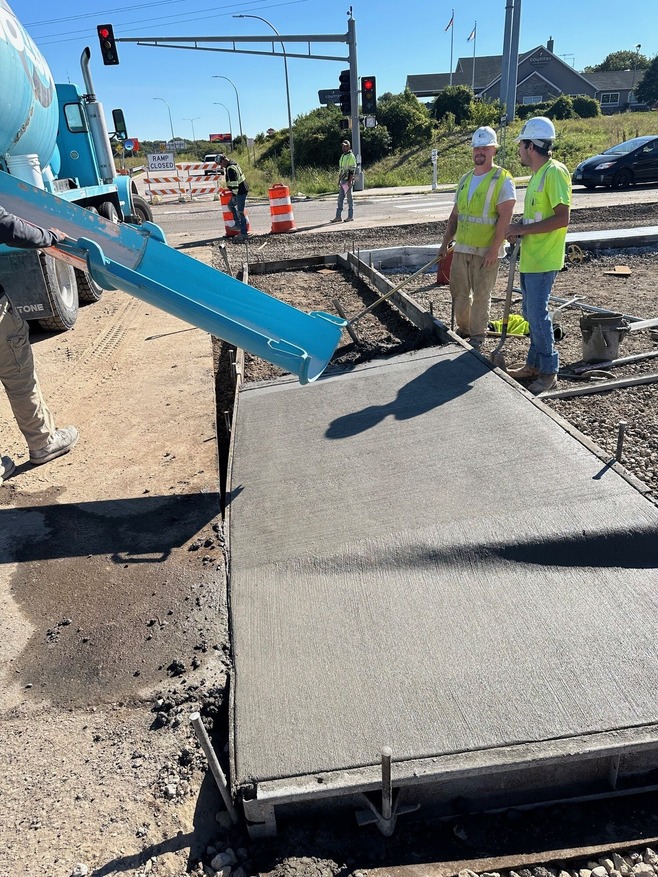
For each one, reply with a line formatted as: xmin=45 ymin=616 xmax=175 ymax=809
xmin=227 ymin=345 xmax=658 ymax=831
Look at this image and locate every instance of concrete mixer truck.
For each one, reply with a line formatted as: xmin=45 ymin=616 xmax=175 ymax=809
xmin=0 ymin=0 xmax=153 ymax=331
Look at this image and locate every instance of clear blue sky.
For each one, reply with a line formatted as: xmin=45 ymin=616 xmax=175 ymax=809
xmin=9 ymin=0 xmax=656 ymax=144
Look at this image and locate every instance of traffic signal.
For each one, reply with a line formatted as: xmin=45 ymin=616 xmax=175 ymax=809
xmin=97 ymin=24 xmax=119 ymax=65
xmin=339 ymin=69 xmax=351 ymax=115
xmin=361 ymin=76 xmax=377 ymax=114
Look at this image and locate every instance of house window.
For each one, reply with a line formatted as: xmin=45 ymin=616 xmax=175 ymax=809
xmin=522 ymin=95 xmax=543 ymax=104
xmin=600 ymin=92 xmax=620 ymax=106
xmin=629 ymin=91 xmax=637 ymax=103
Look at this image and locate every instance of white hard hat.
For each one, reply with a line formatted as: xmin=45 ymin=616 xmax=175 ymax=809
xmin=472 ymin=126 xmax=499 ymax=148
xmin=515 ymin=116 xmax=556 ymax=144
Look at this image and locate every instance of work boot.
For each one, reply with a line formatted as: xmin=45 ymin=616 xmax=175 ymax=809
xmin=455 ymin=328 xmax=470 ymax=339
xmin=30 ymin=426 xmax=79 ymax=465
xmin=330 ymin=217 xmax=342 ymax=223
xmin=468 ymin=334 xmax=484 ymax=350
xmin=528 ymin=373 xmax=558 ymax=395
xmin=0 ymin=455 xmax=16 ymax=485
xmin=508 ymin=363 xmax=540 ymax=381
xmin=344 ymin=216 xmax=354 ymax=222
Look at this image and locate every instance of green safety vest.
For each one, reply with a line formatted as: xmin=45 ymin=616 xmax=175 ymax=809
xmin=520 ymin=159 xmax=571 ymax=273
xmin=225 ymin=161 xmax=247 ymax=194
xmin=339 ymin=151 xmax=357 ymax=180
xmin=454 ymin=166 xmax=511 ymax=256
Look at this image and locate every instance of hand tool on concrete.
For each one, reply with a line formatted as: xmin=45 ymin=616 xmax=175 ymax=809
xmin=348 ymin=253 xmax=442 ymax=325
xmin=490 ymin=240 xmax=521 ymax=371
xmin=336 ymin=253 xmax=442 ymax=346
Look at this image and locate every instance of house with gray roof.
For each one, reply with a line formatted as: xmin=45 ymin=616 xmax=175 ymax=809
xmin=406 ymin=40 xmax=648 ymax=113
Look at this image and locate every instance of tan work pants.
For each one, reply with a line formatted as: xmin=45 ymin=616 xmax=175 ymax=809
xmin=0 ymin=293 xmax=54 ymax=452
xmin=449 ymin=251 xmax=500 ymax=337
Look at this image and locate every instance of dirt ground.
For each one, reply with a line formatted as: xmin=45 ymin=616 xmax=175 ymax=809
xmin=1 ymin=204 xmax=658 ymax=877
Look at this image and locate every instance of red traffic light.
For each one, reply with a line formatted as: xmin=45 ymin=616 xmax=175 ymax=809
xmin=363 ymin=79 xmax=374 ymax=91
xmin=97 ymin=23 xmax=120 ymax=65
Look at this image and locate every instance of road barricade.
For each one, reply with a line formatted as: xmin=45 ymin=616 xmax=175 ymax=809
xmin=268 ymin=183 xmax=297 ymax=234
xmin=178 ymin=162 xmax=222 ymax=200
xmin=219 ymin=189 xmax=251 ymax=238
xmin=145 ymin=176 xmax=187 ymax=204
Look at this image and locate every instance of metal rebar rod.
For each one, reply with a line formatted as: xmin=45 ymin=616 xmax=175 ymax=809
xmin=381 ymin=746 xmax=393 ymax=821
xmin=616 ymin=420 xmax=628 ymax=462
xmin=190 ymin=712 xmax=239 ymax=824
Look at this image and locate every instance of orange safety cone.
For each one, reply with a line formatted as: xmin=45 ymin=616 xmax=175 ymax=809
xmin=268 ymin=183 xmax=297 ymax=233
xmin=219 ymin=189 xmax=251 ymax=238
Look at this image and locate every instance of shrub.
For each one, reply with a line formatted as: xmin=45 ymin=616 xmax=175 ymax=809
xmin=571 ymin=95 xmax=601 ymax=118
xmin=545 ymin=95 xmax=576 ymax=120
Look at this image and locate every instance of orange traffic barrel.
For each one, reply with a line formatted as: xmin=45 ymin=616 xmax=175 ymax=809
xmin=268 ymin=183 xmax=297 ymax=234
xmin=219 ymin=189 xmax=250 ymax=237
xmin=436 ymin=244 xmax=454 ymax=285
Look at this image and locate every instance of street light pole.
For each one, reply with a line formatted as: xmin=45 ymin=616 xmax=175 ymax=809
xmin=212 ymin=75 xmax=246 ymax=160
xmin=153 ymin=96 xmax=176 ymax=157
xmin=631 ymin=44 xmax=641 ymax=104
xmin=184 ymin=116 xmax=201 ymax=141
xmin=214 ymin=102 xmax=233 ymax=150
xmin=233 ymin=13 xmax=295 ymax=182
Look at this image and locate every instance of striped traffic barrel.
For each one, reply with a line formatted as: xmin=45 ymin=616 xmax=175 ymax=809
xmin=219 ymin=189 xmax=250 ymax=237
xmin=268 ymin=184 xmax=297 ymax=234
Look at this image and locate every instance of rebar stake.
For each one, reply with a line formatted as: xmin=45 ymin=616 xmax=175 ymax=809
xmin=190 ymin=712 xmax=239 ymax=824
xmin=615 ymin=420 xmax=628 ymax=462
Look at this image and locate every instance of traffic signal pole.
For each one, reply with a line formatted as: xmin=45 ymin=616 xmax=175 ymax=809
xmin=347 ymin=16 xmax=364 ymax=191
xmin=112 ymin=14 xmax=365 ymax=186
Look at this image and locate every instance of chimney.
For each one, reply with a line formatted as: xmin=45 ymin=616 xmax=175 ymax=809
xmin=547 ymin=36 xmax=554 ymax=53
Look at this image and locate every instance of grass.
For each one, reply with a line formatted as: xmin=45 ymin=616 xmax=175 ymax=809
xmin=123 ymin=112 xmax=658 ymax=197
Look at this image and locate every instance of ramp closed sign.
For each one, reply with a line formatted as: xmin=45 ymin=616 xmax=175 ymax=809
xmin=147 ymin=153 xmax=176 ymax=172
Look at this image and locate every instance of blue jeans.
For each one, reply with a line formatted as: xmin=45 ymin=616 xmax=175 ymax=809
xmin=520 ymin=271 xmax=559 ymax=374
xmin=335 ymin=183 xmax=353 ymax=219
xmin=229 ymin=193 xmax=248 ymax=235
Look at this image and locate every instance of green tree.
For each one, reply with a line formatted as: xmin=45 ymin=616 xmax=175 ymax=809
xmin=583 ymin=49 xmax=650 ymax=72
xmin=375 ymin=90 xmax=433 ymax=150
xmin=636 ymin=55 xmax=658 ymax=106
xmin=431 ymin=85 xmax=473 ymax=125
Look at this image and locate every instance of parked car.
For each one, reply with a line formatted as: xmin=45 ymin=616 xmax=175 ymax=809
xmin=572 ymin=136 xmax=658 ymax=189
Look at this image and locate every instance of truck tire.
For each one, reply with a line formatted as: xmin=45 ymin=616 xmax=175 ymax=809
xmin=76 ymin=205 xmax=105 ymax=302
xmin=75 ymin=268 xmax=104 ymax=303
xmin=98 ymin=201 xmax=119 ymax=222
xmin=37 ymin=254 xmax=79 ymax=331
xmin=131 ymin=195 xmax=153 ymax=225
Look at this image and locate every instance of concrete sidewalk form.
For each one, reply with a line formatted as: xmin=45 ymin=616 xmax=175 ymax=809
xmin=227 ymin=343 xmax=658 ymax=836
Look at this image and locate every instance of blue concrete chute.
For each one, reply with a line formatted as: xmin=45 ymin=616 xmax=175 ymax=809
xmin=0 ymin=171 xmax=346 ymax=384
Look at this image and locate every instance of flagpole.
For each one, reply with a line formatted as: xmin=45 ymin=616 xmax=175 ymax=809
xmin=472 ymin=23 xmax=477 ymax=92
xmin=449 ymin=9 xmax=454 ymax=85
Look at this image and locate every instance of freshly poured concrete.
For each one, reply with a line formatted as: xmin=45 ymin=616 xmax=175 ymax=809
xmin=227 ymin=346 xmax=658 ymax=826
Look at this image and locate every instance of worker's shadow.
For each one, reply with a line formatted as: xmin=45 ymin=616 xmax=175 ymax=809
xmin=325 ymin=356 xmax=477 ymax=439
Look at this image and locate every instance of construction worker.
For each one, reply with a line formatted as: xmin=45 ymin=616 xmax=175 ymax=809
xmin=218 ymin=154 xmax=249 ymax=241
xmin=438 ymin=126 xmax=516 ymax=349
xmin=330 ymin=140 xmax=357 ymax=223
xmin=0 ymin=205 xmax=78 ymax=484
xmin=506 ymin=116 xmax=571 ymax=395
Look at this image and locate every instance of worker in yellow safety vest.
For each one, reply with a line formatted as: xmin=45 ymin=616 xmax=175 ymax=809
xmin=438 ymin=126 xmax=516 ymax=350
xmin=218 ymin=154 xmax=250 ymax=241
xmin=330 ymin=140 xmax=357 ymax=223
xmin=506 ymin=115 xmax=571 ymax=395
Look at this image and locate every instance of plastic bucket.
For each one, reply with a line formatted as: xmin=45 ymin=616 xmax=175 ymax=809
xmin=6 ymin=153 xmax=44 ymax=189
xmin=580 ymin=313 xmax=629 ymax=362
xmin=436 ymin=246 xmax=454 ymax=285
